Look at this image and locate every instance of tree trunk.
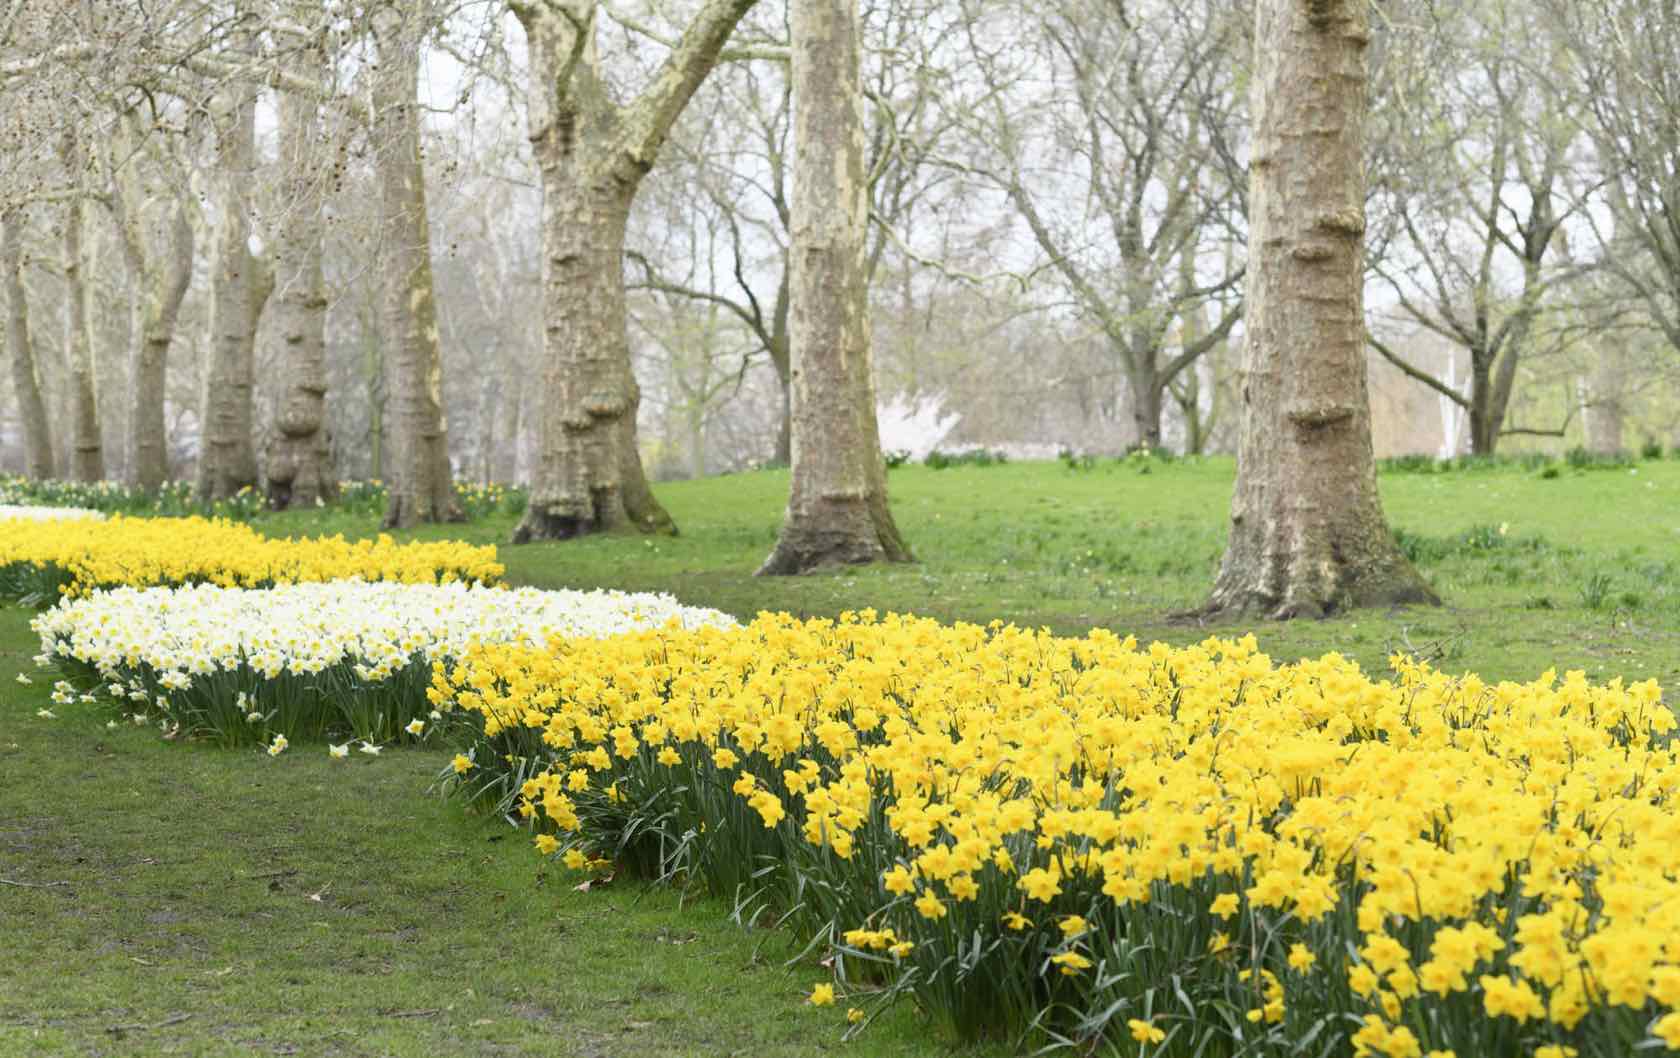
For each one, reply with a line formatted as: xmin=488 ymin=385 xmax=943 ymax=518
xmin=1201 ymin=0 xmax=1435 ymax=620
xmin=758 ymin=0 xmax=910 ymax=575
xmin=1466 ymin=352 xmax=1497 ymax=455
xmin=115 ymin=185 xmax=193 ymax=493
xmin=373 ymin=13 xmax=461 ymax=529
xmin=770 ymin=270 xmax=792 ymax=465
xmin=198 ymin=80 xmax=268 ymax=501
xmin=513 ymin=170 xmax=666 ymax=540
xmin=265 ymin=61 xmax=335 ymax=510
xmin=1582 ymin=345 xmax=1627 ymax=455
xmin=510 ymin=0 xmax=757 ymax=543
xmin=61 ymin=185 xmax=102 ymax=482
xmin=1126 ymin=357 xmax=1164 ymax=451
xmin=1 ymin=211 xmax=53 ymax=478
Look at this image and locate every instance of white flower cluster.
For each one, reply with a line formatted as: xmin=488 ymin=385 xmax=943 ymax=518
xmin=0 ymin=505 xmax=106 ymax=522
xmin=35 ymin=579 xmax=738 ymax=687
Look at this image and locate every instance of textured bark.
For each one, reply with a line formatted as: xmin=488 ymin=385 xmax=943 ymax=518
xmin=758 ymin=0 xmax=910 ymax=575
xmin=61 ymin=182 xmax=101 ymax=482
xmin=1202 ymin=0 xmax=1435 ymax=620
xmin=265 ymin=46 xmax=335 ymax=510
xmin=510 ymin=0 xmax=757 ymax=543
xmin=197 ymin=78 xmax=269 ymax=501
xmin=373 ymin=13 xmax=461 ymax=530
xmin=109 ymin=139 xmax=194 ymax=492
xmin=1 ymin=211 xmax=53 ymax=478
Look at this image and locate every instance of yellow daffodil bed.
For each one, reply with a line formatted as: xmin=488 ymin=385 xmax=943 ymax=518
xmin=16 ymin=504 xmax=1680 ymax=1053
xmin=431 ymin=611 xmax=1680 ymax=1056
xmin=0 ymin=514 xmax=502 ymax=600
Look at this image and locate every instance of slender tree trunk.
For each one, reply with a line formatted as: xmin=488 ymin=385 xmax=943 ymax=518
xmin=1 ymin=211 xmax=53 ymax=477
xmin=198 ymin=80 xmax=269 ymax=501
xmin=112 ymin=181 xmax=194 ymax=492
xmin=1583 ymin=345 xmax=1628 ymax=454
xmin=1125 ymin=357 xmax=1164 ymax=451
xmin=373 ymin=13 xmax=461 ymax=529
xmin=510 ymin=0 xmax=757 ymax=543
xmin=770 ymin=270 xmax=792 ymax=465
xmin=61 ymin=182 xmax=102 ymax=482
xmin=758 ymin=0 xmax=910 ymax=575
xmin=1201 ymin=0 xmax=1435 ymax=619
xmin=265 ymin=62 xmax=335 ymax=509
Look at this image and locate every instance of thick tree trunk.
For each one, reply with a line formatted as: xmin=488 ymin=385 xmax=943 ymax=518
xmin=758 ymin=0 xmax=910 ymax=575
xmin=62 ymin=190 xmax=102 ymax=483
xmin=510 ymin=0 xmax=756 ymax=543
xmin=1202 ymin=0 xmax=1435 ymax=620
xmin=198 ymin=81 xmax=268 ymax=501
xmin=265 ymin=64 xmax=335 ymax=510
xmin=513 ymin=174 xmax=668 ymax=540
xmin=373 ymin=17 xmax=461 ymax=529
xmin=1 ymin=211 xmax=53 ymax=478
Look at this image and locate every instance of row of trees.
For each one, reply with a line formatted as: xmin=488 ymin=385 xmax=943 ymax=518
xmin=0 ymin=0 xmax=1672 ymax=609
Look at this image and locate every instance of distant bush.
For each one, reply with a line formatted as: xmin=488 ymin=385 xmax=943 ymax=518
xmin=1377 ymin=452 xmax=1554 ymax=475
xmin=924 ymin=448 xmax=1007 ymax=469
xmin=1564 ymin=446 xmax=1634 ymax=470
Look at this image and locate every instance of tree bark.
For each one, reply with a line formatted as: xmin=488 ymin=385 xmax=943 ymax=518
xmin=1582 ymin=345 xmax=1628 ymax=455
xmin=60 ymin=160 xmax=102 ymax=483
xmin=510 ymin=0 xmax=757 ymax=543
xmin=197 ymin=78 xmax=269 ymax=501
xmin=373 ymin=10 xmax=461 ymax=529
xmin=1 ymin=211 xmax=53 ymax=478
xmin=758 ymin=0 xmax=910 ymax=575
xmin=108 ymin=128 xmax=195 ymax=493
xmin=265 ymin=45 xmax=335 ymax=510
xmin=1201 ymin=0 xmax=1435 ymax=619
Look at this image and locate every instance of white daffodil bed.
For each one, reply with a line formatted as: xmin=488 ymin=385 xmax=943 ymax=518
xmin=34 ymin=580 xmax=736 ymax=747
xmin=0 ymin=505 xmax=106 ymax=522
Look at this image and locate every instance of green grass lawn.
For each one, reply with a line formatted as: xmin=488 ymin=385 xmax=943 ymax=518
xmin=4 ymin=456 xmax=1676 ymax=1056
xmin=271 ymin=455 xmax=1680 ymax=683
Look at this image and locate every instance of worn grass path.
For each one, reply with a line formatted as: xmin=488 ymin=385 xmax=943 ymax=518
xmin=5 ymin=457 xmax=1677 ymax=1056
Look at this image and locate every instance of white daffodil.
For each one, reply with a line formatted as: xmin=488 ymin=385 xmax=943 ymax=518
xmin=0 ymin=505 xmax=105 ymax=522
xmin=14 ymin=673 xmax=29 ymax=685
xmin=32 ymin=580 xmax=735 ymax=729
xmin=404 ymin=719 xmax=425 ymax=736
xmin=267 ymin=734 xmax=288 ymax=756
xmin=328 ymin=743 xmax=350 ymax=760
xmin=35 ymin=708 xmax=55 ymax=719
xmin=358 ymin=741 xmax=382 ymax=756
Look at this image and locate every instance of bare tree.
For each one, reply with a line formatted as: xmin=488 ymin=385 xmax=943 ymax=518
xmin=264 ymin=16 xmax=336 ymax=509
xmin=508 ymin=0 xmax=762 ymax=542
xmin=958 ymin=0 xmax=1246 ymax=452
xmin=59 ymin=129 xmax=102 ymax=482
xmin=1202 ymin=0 xmax=1435 ymax=619
xmin=1366 ymin=0 xmax=1589 ymax=455
xmin=1 ymin=209 xmax=51 ymax=476
xmin=103 ymin=120 xmax=195 ymax=492
xmin=371 ymin=4 xmax=461 ymax=528
xmin=759 ymin=0 xmax=910 ymax=574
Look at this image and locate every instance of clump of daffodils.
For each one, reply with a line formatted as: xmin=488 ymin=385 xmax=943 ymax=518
xmin=0 ymin=514 xmax=502 ymax=600
xmin=34 ymin=580 xmax=735 ymax=746
xmin=0 ymin=505 xmax=105 ymax=522
xmin=434 ymin=611 xmax=1680 ymax=1055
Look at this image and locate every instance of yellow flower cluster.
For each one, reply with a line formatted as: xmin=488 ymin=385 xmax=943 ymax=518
xmin=433 ymin=611 xmax=1680 ymax=1053
xmin=0 ymin=514 xmax=502 ymax=597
